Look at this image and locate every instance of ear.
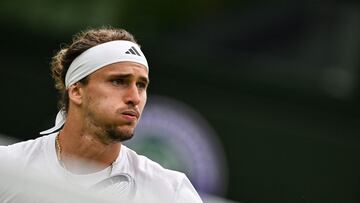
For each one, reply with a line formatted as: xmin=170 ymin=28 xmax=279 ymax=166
xmin=68 ymin=83 xmax=84 ymax=106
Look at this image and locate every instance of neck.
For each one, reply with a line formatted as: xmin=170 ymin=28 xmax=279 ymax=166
xmin=56 ymin=123 xmax=121 ymax=174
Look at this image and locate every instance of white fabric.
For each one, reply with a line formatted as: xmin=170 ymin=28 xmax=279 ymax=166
xmin=39 ymin=110 xmax=66 ymax=135
xmin=65 ymin=40 xmax=148 ymax=88
xmin=40 ymin=40 xmax=148 ymax=135
xmin=0 ymin=134 xmax=203 ymax=203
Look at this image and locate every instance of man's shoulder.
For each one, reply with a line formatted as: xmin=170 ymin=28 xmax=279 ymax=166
xmin=120 ymin=146 xmax=203 ymax=202
xmin=0 ymin=135 xmax=50 ymax=159
xmin=122 ymin=145 xmax=186 ymax=185
xmin=120 ymin=146 xmax=202 ymax=202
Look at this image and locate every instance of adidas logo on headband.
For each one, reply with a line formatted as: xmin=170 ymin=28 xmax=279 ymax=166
xmin=125 ymin=46 xmax=141 ymax=56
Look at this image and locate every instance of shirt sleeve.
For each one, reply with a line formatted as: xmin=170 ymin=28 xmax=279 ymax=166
xmin=172 ymin=175 xmax=203 ymax=203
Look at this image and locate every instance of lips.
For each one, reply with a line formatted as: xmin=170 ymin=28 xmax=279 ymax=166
xmin=121 ymin=110 xmax=139 ymax=120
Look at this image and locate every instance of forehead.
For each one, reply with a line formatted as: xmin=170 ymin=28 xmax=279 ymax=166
xmin=89 ymin=61 xmax=149 ymax=79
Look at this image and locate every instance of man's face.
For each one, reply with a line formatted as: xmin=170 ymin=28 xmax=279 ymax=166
xmin=79 ymin=61 xmax=149 ymax=144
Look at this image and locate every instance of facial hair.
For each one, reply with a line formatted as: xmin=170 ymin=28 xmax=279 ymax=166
xmin=105 ymin=126 xmax=134 ymax=142
xmin=84 ymin=109 xmax=135 ymax=145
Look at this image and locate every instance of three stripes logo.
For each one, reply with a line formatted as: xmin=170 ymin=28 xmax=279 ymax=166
xmin=125 ymin=46 xmax=141 ymax=56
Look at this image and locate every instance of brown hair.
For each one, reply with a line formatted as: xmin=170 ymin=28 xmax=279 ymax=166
xmin=51 ymin=27 xmax=138 ymax=113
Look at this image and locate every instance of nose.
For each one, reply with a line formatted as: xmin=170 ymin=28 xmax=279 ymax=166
xmin=124 ymin=83 xmax=141 ymax=106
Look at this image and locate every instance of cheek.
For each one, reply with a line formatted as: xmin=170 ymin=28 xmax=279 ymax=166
xmin=86 ymin=91 xmax=113 ymax=112
xmin=142 ymin=93 xmax=147 ymax=103
xmin=139 ymin=94 xmax=147 ymax=112
xmin=99 ymin=95 xmax=119 ymax=111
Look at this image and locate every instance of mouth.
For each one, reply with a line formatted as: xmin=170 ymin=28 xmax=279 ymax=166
xmin=121 ymin=110 xmax=139 ymax=121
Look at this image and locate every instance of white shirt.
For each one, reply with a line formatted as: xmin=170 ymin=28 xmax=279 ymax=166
xmin=0 ymin=133 xmax=203 ymax=203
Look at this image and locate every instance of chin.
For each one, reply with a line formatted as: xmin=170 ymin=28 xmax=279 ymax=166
xmin=106 ymin=126 xmax=135 ymax=142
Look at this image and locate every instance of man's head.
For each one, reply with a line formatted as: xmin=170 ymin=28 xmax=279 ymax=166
xmin=50 ymin=27 xmax=149 ymax=143
xmin=51 ymin=27 xmax=139 ymax=113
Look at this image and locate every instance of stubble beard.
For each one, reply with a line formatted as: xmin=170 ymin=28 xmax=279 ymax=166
xmin=85 ymin=110 xmax=135 ymax=145
xmin=105 ymin=125 xmax=134 ymax=143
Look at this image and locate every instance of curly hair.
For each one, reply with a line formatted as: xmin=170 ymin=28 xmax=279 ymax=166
xmin=50 ymin=27 xmax=138 ymax=113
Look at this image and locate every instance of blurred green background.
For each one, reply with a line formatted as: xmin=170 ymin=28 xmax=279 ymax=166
xmin=1 ymin=0 xmax=360 ymax=202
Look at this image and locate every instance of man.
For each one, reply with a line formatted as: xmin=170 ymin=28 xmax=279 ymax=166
xmin=0 ymin=27 xmax=203 ymax=203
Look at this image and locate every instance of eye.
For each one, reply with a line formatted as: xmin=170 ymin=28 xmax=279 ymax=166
xmin=112 ymin=78 xmax=126 ymax=86
xmin=136 ymin=82 xmax=147 ymax=90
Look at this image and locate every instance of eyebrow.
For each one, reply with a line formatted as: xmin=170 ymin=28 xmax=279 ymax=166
xmin=108 ymin=73 xmax=150 ymax=84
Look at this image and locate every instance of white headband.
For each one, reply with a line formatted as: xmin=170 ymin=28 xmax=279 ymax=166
xmin=40 ymin=40 xmax=148 ymax=135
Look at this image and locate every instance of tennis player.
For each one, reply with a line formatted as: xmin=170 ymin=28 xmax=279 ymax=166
xmin=0 ymin=27 xmax=203 ymax=203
